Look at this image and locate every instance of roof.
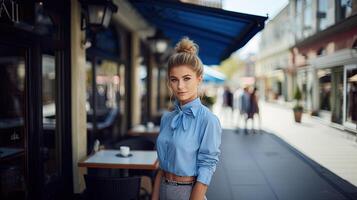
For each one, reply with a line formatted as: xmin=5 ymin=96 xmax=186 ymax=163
xmin=129 ymin=0 xmax=268 ymax=65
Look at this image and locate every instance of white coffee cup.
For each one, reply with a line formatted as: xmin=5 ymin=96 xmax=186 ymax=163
xmin=147 ymin=122 xmax=154 ymax=130
xmin=120 ymin=146 xmax=130 ymax=157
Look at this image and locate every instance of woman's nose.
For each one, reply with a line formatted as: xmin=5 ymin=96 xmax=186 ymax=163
xmin=178 ymin=80 xmax=184 ymax=89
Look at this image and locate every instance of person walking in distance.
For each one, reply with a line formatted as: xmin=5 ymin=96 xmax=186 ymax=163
xmin=247 ymin=87 xmax=261 ymax=132
xmin=240 ymin=86 xmax=251 ymax=131
xmin=233 ymin=87 xmax=243 ymax=128
xmin=151 ymin=37 xmax=222 ymax=200
xmin=222 ymin=86 xmax=234 ymax=123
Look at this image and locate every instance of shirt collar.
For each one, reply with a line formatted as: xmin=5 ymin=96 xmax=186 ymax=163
xmin=174 ymin=98 xmax=201 ymax=118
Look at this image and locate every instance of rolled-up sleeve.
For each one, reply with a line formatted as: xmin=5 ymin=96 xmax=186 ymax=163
xmin=197 ymin=115 xmax=222 ymax=185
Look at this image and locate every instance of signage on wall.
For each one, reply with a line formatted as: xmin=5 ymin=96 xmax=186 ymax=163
xmin=0 ymin=0 xmax=35 ymax=29
xmin=0 ymin=0 xmax=20 ymax=23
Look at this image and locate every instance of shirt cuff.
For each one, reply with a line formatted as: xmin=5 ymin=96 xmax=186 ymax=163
xmin=197 ymin=167 xmax=213 ymax=186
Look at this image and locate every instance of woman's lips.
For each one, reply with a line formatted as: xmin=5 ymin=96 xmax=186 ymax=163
xmin=177 ymin=92 xmax=187 ymax=95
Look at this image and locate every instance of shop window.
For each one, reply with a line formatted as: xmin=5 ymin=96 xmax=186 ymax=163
xmin=303 ymin=0 xmax=313 ymax=37
xmin=0 ymin=44 xmax=27 ymax=200
xmin=85 ymin=26 xmax=122 ymax=150
xmin=86 ymin=59 xmax=121 ymax=149
xmin=318 ymin=0 xmax=334 ymax=31
xmin=318 ymin=69 xmax=332 ymax=111
xmin=338 ymin=0 xmax=353 ymax=20
xmin=42 ymin=53 xmax=60 ymax=184
xmin=295 ymin=0 xmax=303 ymax=39
xmin=330 ymin=67 xmax=344 ymax=124
xmin=345 ymin=67 xmax=357 ymax=125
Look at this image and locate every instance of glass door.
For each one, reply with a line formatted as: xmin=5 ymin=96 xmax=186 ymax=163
xmin=317 ymin=68 xmax=332 ymax=121
xmin=331 ymin=67 xmax=344 ymax=124
xmin=344 ymin=64 xmax=357 ymax=130
xmin=0 ymin=44 xmax=27 ymax=200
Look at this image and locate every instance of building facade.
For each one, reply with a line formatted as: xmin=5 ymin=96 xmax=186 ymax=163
xmin=256 ymin=4 xmax=295 ymax=102
xmin=256 ymin=0 xmax=357 ymax=132
xmin=291 ymin=0 xmax=357 ymax=132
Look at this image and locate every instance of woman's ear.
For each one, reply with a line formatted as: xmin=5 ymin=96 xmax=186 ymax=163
xmin=198 ymin=75 xmax=203 ymax=84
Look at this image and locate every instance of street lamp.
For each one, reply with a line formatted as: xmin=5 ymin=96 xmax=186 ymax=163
xmin=80 ymin=0 xmax=118 ymax=30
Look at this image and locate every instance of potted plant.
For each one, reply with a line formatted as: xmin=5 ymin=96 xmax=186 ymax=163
xmin=201 ymin=94 xmax=216 ymax=109
xmin=293 ymin=86 xmax=303 ymax=123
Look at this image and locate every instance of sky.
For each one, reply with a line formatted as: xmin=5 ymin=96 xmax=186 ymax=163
xmin=222 ymin=0 xmax=288 ymax=59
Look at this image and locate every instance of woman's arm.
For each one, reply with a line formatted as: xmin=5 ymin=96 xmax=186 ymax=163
xmin=190 ymin=181 xmax=208 ymax=200
xmin=193 ymin=115 xmax=222 ymax=199
xmin=151 ymin=169 xmax=163 ymax=200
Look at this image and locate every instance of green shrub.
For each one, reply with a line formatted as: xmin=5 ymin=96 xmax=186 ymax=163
xmin=293 ymin=86 xmax=302 ymax=101
xmin=293 ymin=86 xmax=303 ymax=112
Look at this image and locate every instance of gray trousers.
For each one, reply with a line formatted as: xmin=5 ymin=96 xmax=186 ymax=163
xmin=159 ymin=179 xmax=207 ymax=200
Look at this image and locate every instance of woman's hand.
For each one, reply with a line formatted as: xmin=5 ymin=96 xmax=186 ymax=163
xmin=190 ymin=181 xmax=208 ymax=200
xmin=151 ymin=170 xmax=163 ymax=200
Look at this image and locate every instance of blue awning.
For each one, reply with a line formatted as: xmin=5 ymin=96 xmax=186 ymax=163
xmin=129 ymin=0 xmax=268 ymax=65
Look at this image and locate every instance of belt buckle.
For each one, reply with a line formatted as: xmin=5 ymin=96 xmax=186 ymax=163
xmin=164 ymin=178 xmax=194 ymax=186
xmin=164 ymin=179 xmax=178 ymax=186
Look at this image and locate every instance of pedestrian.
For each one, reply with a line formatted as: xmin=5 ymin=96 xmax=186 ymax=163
xmin=233 ymin=87 xmax=243 ymax=127
xmin=247 ymin=87 xmax=261 ymax=131
xmin=222 ymin=86 xmax=233 ymax=123
xmin=240 ymin=86 xmax=251 ymax=130
xmin=151 ymin=37 xmax=222 ymax=200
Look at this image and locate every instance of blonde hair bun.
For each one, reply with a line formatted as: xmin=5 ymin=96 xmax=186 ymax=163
xmin=175 ymin=37 xmax=198 ymax=55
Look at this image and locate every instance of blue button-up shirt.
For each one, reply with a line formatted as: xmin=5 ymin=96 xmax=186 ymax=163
xmin=157 ymin=98 xmax=222 ymax=185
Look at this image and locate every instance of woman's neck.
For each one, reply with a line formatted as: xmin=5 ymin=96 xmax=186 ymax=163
xmin=179 ymin=95 xmax=198 ymax=106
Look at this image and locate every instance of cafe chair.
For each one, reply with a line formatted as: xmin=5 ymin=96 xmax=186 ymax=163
xmin=112 ymin=137 xmax=156 ymax=198
xmin=84 ymin=175 xmax=141 ymax=200
xmin=113 ymin=137 xmax=155 ymax=151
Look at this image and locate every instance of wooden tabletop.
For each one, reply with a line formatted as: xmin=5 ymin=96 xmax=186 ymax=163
xmin=78 ymin=150 xmax=159 ymax=170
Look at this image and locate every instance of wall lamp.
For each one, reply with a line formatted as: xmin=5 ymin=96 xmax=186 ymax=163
xmin=80 ymin=0 xmax=118 ymax=31
xmin=148 ymin=30 xmax=170 ymax=54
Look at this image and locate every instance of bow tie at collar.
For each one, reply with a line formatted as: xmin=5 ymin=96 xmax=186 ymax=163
xmin=170 ymin=98 xmax=201 ymax=131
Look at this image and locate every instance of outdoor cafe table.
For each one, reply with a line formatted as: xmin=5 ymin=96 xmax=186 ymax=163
xmin=78 ymin=149 xmax=159 ymax=170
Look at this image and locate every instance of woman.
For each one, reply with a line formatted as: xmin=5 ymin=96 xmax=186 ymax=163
xmin=151 ymin=37 xmax=222 ymax=200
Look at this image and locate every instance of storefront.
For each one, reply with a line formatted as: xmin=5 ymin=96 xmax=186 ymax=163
xmin=314 ymin=66 xmax=344 ymax=124
xmin=309 ymin=47 xmax=357 ymax=132
xmin=292 ymin=11 xmax=357 ymax=132
xmin=265 ymin=69 xmax=285 ymax=101
xmin=0 ymin=1 xmax=72 ymax=199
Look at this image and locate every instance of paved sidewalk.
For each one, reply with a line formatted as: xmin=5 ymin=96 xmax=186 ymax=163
xmin=207 ymin=129 xmax=357 ymax=200
xmin=213 ymin=101 xmax=357 ymax=187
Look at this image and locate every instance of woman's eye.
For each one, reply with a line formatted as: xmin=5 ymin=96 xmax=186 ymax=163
xmin=184 ymin=77 xmax=191 ymax=81
xmin=170 ymin=79 xmax=177 ymax=82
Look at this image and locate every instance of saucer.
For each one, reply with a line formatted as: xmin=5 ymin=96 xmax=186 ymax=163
xmin=115 ymin=153 xmax=133 ymax=158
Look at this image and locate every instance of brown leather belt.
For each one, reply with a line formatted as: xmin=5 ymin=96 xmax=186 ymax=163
xmin=162 ymin=171 xmax=196 ymax=183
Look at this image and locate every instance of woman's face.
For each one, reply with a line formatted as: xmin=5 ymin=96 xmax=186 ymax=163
xmin=169 ymin=65 xmax=202 ymax=105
